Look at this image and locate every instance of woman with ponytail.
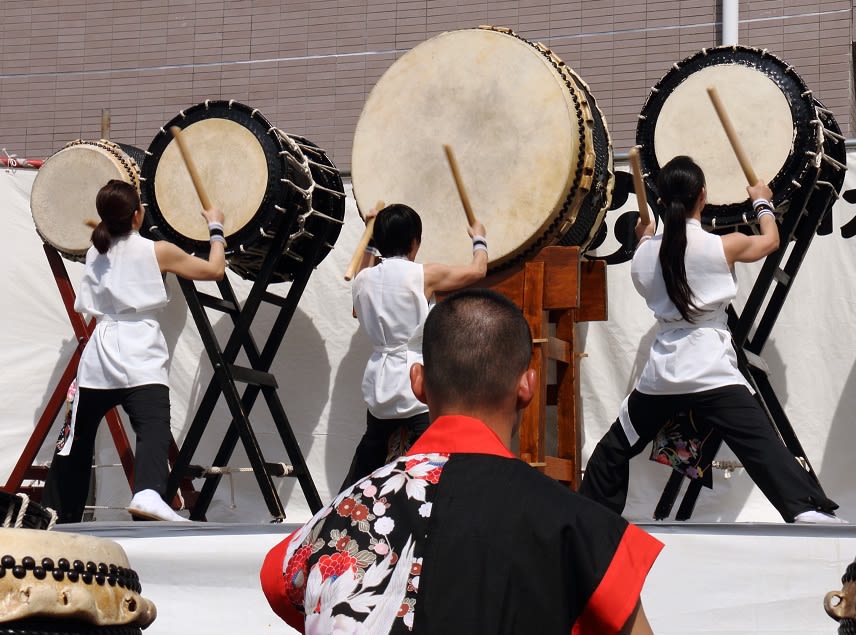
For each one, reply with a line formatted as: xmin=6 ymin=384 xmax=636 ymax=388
xmin=580 ymin=156 xmax=842 ymax=524
xmin=43 ymin=179 xmax=226 ymax=523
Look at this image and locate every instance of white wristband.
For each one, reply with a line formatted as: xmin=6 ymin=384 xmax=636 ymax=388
xmin=752 ymin=199 xmax=773 ymax=211
xmin=756 ymin=209 xmax=775 ymax=220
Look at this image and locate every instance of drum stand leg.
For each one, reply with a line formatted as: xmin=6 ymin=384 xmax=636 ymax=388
xmin=4 ymin=246 xmax=196 ymax=513
xmin=654 ymin=149 xmax=845 ymax=519
xmin=165 ymin=204 xmax=332 ymax=521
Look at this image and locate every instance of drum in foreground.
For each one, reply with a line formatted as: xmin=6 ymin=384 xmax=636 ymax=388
xmin=30 ymin=140 xmax=141 ymax=262
xmin=141 ymin=100 xmax=346 ymax=283
xmin=636 ymin=45 xmax=823 ymax=227
xmin=0 ymin=527 xmax=156 ymax=633
xmin=352 ymin=26 xmax=611 ymax=271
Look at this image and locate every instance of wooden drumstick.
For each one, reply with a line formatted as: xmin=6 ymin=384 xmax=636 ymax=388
xmin=344 ymin=200 xmax=385 ymax=281
xmin=169 ymin=125 xmax=213 ymax=209
xmin=706 ymin=86 xmax=759 ymax=185
xmin=442 ymin=144 xmax=478 ymax=226
xmin=628 ymin=146 xmax=651 ymax=226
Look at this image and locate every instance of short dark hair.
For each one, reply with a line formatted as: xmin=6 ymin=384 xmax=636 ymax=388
xmin=422 ymin=289 xmax=532 ymax=409
xmin=373 ymin=204 xmax=422 ymax=257
xmin=92 ymin=179 xmax=140 ymax=253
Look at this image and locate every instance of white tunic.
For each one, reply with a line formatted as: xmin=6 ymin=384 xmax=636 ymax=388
xmin=619 ymin=220 xmax=751 ymax=440
xmin=75 ymin=232 xmax=169 ymax=389
xmin=352 ymin=257 xmax=431 ymax=419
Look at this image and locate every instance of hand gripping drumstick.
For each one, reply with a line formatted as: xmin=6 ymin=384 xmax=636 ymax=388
xmin=628 ymin=146 xmax=651 ymax=226
xmin=442 ymin=144 xmax=478 ymax=227
xmin=344 ymin=199 xmax=385 ymax=281
xmin=169 ymin=125 xmax=213 ymax=210
xmin=706 ymin=86 xmax=759 ymax=186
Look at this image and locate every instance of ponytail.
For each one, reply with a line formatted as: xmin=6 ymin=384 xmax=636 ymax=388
xmin=655 ymin=156 xmax=705 ymax=322
xmin=91 ymin=222 xmax=113 ymax=254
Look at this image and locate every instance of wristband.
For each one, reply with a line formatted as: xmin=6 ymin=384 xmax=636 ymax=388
xmin=208 ymin=221 xmax=224 ymax=231
xmin=756 ymin=209 xmax=775 ymax=220
xmin=209 ymin=234 xmax=226 ymax=245
xmin=208 ymin=227 xmax=224 ymax=239
xmin=473 ymin=243 xmax=488 ymax=253
xmin=751 ymin=199 xmax=773 ymax=211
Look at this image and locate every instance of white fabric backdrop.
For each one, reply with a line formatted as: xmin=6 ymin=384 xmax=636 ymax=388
xmin=2 ymin=159 xmax=855 ymax=525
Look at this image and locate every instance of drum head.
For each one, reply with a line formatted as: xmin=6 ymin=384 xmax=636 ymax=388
xmin=143 ymin=103 xmax=278 ymax=246
xmin=30 ymin=141 xmax=140 ymax=261
xmin=352 ymin=27 xmax=592 ymax=270
xmin=637 ymin=46 xmax=820 ymax=226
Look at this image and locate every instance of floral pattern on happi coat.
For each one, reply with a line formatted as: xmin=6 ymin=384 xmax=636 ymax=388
xmin=282 ymin=453 xmax=449 ymax=634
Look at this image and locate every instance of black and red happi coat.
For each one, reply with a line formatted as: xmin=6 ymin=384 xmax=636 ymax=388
xmin=261 ymin=415 xmax=663 ymax=634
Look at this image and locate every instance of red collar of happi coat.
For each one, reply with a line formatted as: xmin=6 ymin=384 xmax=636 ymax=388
xmin=406 ymin=414 xmax=516 ymax=459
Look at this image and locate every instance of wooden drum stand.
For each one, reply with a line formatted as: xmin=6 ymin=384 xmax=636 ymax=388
xmin=470 ymin=246 xmax=607 ymax=489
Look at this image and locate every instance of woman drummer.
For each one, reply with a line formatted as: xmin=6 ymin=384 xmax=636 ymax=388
xmin=342 ymin=203 xmax=487 ymax=489
xmin=42 ymin=179 xmax=226 ymax=523
xmin=579 ymin=155 xmax=843 ymax=524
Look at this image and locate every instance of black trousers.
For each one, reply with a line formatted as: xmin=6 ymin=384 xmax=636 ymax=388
xmin=578 ymin=385 xmax=837 ymax=522
xmin=42 ymin=384 xmax=171 ymax=523
xmin=340 ymin=410 xmax=430 ymax=491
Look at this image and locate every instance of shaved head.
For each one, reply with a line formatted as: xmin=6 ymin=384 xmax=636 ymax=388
xmin=422 ymin=289 xmax=532 ymax=410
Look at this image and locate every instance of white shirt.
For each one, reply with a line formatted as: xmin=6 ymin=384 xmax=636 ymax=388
xmin=74 ymin=232 xmax=169 ymax=389
xmin=352 ymin=257 xmax=431 ymax=419
xmin=618 ymin=219 xmax=753 ymax=440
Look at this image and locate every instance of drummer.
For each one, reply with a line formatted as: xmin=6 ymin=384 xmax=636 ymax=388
xmin=578 ymin=155 xmax=843 ymax=524
xmin=341 ymin=203 xmax=487 ymax=489
xmin=42 ymin=179 xmax=226 ymax=523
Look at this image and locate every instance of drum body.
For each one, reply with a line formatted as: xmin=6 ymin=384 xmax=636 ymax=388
xmin=140 ymin=100 xmax=345 ymax=283
xmin=351 ymin=26 xmax=611 ymax=271
xmin=30 ymin=140 xmax=141 ymax=262
xmin=0 ymin=491 xmax=56 ymax=530
xmin=636 ymin=45 xmax=822 ymax=228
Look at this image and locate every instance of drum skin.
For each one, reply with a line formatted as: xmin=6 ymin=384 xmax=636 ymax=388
xmin=352 ymin=26 xmax=607 ymax=271
xmin=636 ymin=45 xmax=821 ymax=228
xmin=30 ymin=140 xmax=141 ymax=262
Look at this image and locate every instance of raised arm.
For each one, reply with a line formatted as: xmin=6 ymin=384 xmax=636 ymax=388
xmin=351 ymin=205 xmax=382 ymax=279
xmin=423 ymin=220 xmax=488 ymax=297
xmin=721 ymin=180 xmax=779 ymax=267
xmin=154 ymin=206 xmax=226 ymax=281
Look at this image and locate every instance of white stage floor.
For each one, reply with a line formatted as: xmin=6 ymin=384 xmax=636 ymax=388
xmin=47 ymin=520 xmax=855 ymax=634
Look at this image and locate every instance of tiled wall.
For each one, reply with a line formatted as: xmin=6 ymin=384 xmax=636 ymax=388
xmin=0 ymin=0 xmax=851 ymax=170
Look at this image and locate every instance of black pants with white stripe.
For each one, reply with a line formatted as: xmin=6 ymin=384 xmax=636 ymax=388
xmin=578 ymin=385 xmax=837 ymax=522
xmin=42 ymin=384 xmax=171 ymax=523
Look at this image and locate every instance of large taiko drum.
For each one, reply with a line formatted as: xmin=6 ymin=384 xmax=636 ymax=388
xmin=636 ymin=45 xmax=826 ymax=228
xmin=30 ymin=140 xmax=142 ymax=262
xmin=140 ymin=100 xmax=346 ymax=283
xmin=351 ymin=26 xmax=612 ymax=271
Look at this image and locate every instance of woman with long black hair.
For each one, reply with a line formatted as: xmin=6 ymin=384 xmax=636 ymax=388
xmin=579 ymin=155 xmax=842 ymax=524
xmin=42 ymin=179 xmax=226 ymax=523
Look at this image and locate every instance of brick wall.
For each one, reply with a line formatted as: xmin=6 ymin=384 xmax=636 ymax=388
xmin=0 ymin=0 xmax=851 ymax=170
